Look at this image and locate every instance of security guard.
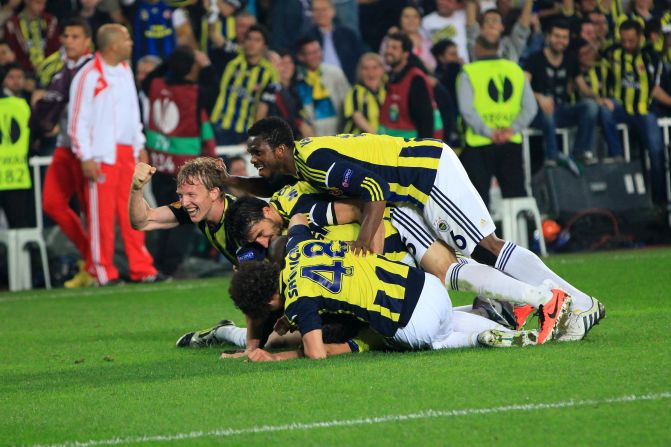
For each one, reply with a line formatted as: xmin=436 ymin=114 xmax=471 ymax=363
xmin=456 ymin=34 xmax=537 ymax=207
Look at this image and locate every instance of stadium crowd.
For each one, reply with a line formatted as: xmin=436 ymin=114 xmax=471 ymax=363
xmin=0 ymin=0 xmax=670 ymax=288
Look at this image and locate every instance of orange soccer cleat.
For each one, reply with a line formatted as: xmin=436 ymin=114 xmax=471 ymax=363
xmin=537 ymin=289 xmax=572 ymax=344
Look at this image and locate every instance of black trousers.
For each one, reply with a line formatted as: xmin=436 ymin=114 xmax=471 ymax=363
xmin=459 ymin=142 xmax=526 ymax=209
xmin=149 ymin=171 xmax=196 ymax=276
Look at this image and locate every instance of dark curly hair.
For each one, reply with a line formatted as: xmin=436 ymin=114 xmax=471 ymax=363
xmin=229 ymin=261 xmax=281 ymax=319
xmin=248 ymin=117 xmax=295 ymax=151
xmin=226 ymin=196 xmax=269 ymax=244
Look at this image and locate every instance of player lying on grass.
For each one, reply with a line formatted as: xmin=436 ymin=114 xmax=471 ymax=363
xmin=216 ymin=117 xmax=605 ymax=343
xmin=226 ymin=214 xmax=569 ymax=362
xmin=181 ymin=182 xmax=557 ymax=353
xmin=130 ymin=157 xmax=413 ymax=353
xmin=193 ymin=182 xmax=573 ymax=350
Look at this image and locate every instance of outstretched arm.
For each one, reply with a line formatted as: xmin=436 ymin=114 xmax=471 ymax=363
xmin=129 ymin=163 xmax=180 ymax=231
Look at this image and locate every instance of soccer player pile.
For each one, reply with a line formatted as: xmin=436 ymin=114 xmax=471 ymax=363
xmin=131 ymin=117 xmax=605 ymax=362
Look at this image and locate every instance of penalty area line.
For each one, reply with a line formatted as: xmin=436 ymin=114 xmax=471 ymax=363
xmin=23 ymin=391 xmax=671 ymax=447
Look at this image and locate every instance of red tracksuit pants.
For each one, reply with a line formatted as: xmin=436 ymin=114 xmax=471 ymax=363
xmin=43 ymin=147 xmax=90 ymax=263
xmin=84 ymin=145 xmax=156 ymax=284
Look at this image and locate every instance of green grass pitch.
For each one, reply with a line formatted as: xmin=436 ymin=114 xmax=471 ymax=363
xmin=2 ymin=248 xmax=670 ymax=446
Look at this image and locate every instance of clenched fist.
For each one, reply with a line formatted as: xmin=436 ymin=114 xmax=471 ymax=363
xmin=132 ymin=162 xmax=156 ymax=191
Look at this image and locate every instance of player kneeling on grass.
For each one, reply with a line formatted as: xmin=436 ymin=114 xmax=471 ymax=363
xmin=227 ymin=215 xmax=567 ymax=362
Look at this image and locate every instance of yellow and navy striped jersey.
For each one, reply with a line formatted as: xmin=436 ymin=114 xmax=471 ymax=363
xmin=270 ymin=181 xmax=413 ymax=264
xmin=169 ymin=193 xmax=240 ymax=265
xmin=199 ymin=14 xmax=235 ymax=53
xmin=342 ymin=83 xmax=386 ymax=134
xmin=606 ymin=45 xmax=662 ymax=115
xmin=210 ymin=54 xmax=278 ymax=135
xmin=281 ymin=229 xmax=424 ymax=337
xmin=36 ymin=49 xmax=65 ymax=88
xmin=293 ymin=134 xmax=443 ymax=209
xmin=581 ymin=60 xmax=609 ymax=98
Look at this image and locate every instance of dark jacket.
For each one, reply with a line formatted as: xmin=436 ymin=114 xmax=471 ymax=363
xmin=304 ymin=25 xmax=366 ymax=84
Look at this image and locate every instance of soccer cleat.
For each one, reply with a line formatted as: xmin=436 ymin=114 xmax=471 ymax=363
xmin=175 ymin=320 xmax=235 ymax=348
xmin=557 ymin=297 xmax=606 ymax=342
xmin=477 ymin=329 xmax=539 ymax=347
xmin=537 ymin=289 xmax=572 ymax=344
xmin=64 ymin=261 xmax=97 ymax=288
xmin=473 ymin=297 xmax=517 ymax=330
xmin=513 ymin=304 xmax=536 ymax=330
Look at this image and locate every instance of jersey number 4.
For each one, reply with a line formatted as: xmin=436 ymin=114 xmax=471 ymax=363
xmin=300 ymin=261 xmax=353 ymax=294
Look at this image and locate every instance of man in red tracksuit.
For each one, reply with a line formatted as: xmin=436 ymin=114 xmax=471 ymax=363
xmin=31 ymin=18 xmax=94 ymax=288
xmin=68 ymin=24 xmax=158 ymax=285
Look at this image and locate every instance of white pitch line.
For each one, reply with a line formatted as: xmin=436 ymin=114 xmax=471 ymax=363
xmin=21 ymin=391 xmax=671 ymax=447
xmin=0 ymin=282 xmax=217 ymax=304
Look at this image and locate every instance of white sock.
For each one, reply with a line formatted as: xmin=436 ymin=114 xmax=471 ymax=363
xmin=214 ymin=325 xmax=247 ymax=348
xmin=452 ymin=310 xmax=510 ymax=333
xmin=495 ymin=241 xmax=592 ymax=310
xmin=431 ymin=311 xmax=510 ymax=349
xmin=446 ymin=258 xmax=552 ymax=307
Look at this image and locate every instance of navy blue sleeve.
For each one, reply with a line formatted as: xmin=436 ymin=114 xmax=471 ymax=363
xmin=286 ymin=224 xmax=313 ymax=252
xmin=301 ymin=149 xmax=390 ymax=202
xmin=285 ymin=298 xmax=323 ymax=335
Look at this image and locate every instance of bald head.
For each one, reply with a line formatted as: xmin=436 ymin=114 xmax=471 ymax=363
xmin=96 ymin=24 xmax=133 ymax=64
xmin=97 ymin=24 xmax=124 ymax=51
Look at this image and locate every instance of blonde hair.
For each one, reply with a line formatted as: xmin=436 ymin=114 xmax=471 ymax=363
xmin=356 ymin=52 xmax=384 ymax=84
xmin=176 ymin=157 xmax=225 ymax=198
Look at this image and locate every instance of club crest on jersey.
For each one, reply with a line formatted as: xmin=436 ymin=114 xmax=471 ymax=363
xmin=435 ymin=218 xmax=449 ymax=232
xmin=342 ymin=168 xmax=353 ymax=188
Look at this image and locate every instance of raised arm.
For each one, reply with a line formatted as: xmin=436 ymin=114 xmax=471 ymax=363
xmin=129 ymin=163 xmax=181 ymax=231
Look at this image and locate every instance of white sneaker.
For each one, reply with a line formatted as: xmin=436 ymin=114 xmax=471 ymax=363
xmin=478 ymin=329 xmax=539 ymax=347
xmin=557 ymin=297 xmax=606 ymax=342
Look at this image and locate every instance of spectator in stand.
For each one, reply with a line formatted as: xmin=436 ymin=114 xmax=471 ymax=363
xmin=131 ymin=0 xmax=176 ymax=64
xmin=260 ymin=49 xmax=315 ymax=139
xmin=76 ymin=0 xmax=113 ymax=46
xmin=381 ymin=5 xmax=436 ymax=73
xmin=68 ymin=23 xmax=160 ymax=285
xmin=141 ymin=45 xmax=218 ymax=277
xmin=574 ymin=38 xmax=624 ymax=161
xmin=206 ymin=9 xmax=255 ymax=57
xmin=224 ymin=154 xmax=250 ymax=197
xmin=457 ymin=34 xmax=537 ymax=207
xmin=294 ymin=36 xmax=350 ymax=136
xmin=378 ymin=31 xmax=442 ymax=139
xmin=0 ymin=69 xmax=34 ymax=229
xmin=605 ymin=19 xmax=669 ymax=204
xmin=342 ymin=52 xmax=386 ymax=134
xmin=579 ymin=18 xmax=600 ymax=53
xmin=2 ymin=62 xmax=29 ymax=101
xmin=32 ymin=18 xmax=94 ymax=288
xmin=523 ymin=20 xmax=597 ymax=175
xmin=422 ymin=0 xmax=469 ymax=63
xmin=3 ymin=0 xmax=60 ymax=79
xmin=0 ymin=39 xmax=16 ymax=72
xmin=303 ymin=0 xmax=366 ymax=84
xmin=652 ymin=22 xmax=671 ymax=117
xmin=135 ymin=54 xmax=161 ymax=125
xmin=465 ymin=0 xmax=532 ymax=62
xmin=210 ymin=24 xmax=277 ymax=144
xmin=0 ymin=1 xmax=21 ymax=32
xmin=432 ymin=38 xmax=462 ymax=144
xmin=587 ymin=10 xmax=612 ymax=52
xmin=269 ymin=0 xmax=312 ymax=52
xmin=171 ymin=0 xmax=244 ymax=53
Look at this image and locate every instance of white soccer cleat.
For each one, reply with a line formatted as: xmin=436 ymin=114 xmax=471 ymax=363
xmin=477 ymin=329 xmax=539 ymax=347
xmin=557 ymin=297 xmax=606 ymax=342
